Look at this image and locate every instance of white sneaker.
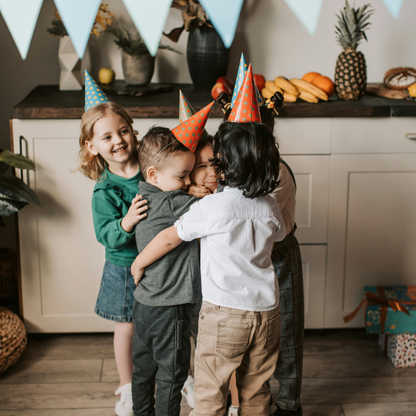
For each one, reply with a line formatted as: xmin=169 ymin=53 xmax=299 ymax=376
xmin=228 ymin=405 xmax=239 ymax=415
xmin=115 ymin=383 xmax=133 ymax=416
xmin=181 ymin=375 xmax=195 ymax=408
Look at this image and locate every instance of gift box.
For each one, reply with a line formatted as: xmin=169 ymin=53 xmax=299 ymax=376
xmin=344 ymin=286 xmax=416 ymax=334
xmin=379 ymin=333 xmax=416 ymax=368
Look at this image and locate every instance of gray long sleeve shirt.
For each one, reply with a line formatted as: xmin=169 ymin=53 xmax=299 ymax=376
xmin=134 ymin=181 xmax=201 ymax=307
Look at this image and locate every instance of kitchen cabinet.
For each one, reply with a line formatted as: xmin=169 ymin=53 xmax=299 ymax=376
xmin=11 ymin=85 xmax=416 ymax=332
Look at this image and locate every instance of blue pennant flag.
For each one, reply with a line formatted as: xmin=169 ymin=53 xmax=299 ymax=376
xmin=283 ymin=0 xmax=323 ymax=35
xmin=0 ymin=0 xmax=43 ymax=59
xmin=381 ymin=0 xmax=404 ymax=18
xmin=199 ymin=0 xmax=244 ymax=48
xmin=122 ymin=0 xmax=172 ymax=57
xmin=54 ymin=0 xmax=101 ymax=59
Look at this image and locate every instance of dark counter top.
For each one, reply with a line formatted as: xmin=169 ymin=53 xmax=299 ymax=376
xmin=13 ymin=84 xmax=416 ymax=119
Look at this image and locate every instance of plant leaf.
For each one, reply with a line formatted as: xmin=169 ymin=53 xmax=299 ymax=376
xmin=163 ymin=26 xmax=185 ymax=43
xmin=0 ymin=161 xmax=8 ymax=174
xmin=0 ymin=174 xmax=41 ymax=206
xmin=0 ymin=197 xmax=28 ymax=217
xmin=0 ymin=150 xmax=35 ymax=170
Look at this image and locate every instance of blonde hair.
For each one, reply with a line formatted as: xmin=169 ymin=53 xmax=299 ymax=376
xmin=78 ymin=102 xmax=139 ymax=181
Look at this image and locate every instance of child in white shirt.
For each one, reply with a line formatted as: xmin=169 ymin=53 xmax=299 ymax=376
xmin=132 ymin=121 xmax=286 ymax=416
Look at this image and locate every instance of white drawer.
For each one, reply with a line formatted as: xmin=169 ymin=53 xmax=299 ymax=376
xmin=276 ymin=118 xmax=332 ymax=155
xmin=332 ymin=117 xmax=416 ymax=154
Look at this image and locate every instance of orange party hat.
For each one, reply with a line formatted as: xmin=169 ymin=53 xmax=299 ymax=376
xmin=172 ymin=101 xmax=214 ymax=153
xmin=228 ymin=64 xmax=261 ymax=123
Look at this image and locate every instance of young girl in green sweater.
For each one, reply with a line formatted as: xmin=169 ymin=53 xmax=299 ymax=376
xmin=78 ymin=72 xmax=147 ymax=416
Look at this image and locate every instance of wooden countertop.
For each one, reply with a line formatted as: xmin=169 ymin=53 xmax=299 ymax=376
xmin=13 ymin=84 xmax=416 ymax=119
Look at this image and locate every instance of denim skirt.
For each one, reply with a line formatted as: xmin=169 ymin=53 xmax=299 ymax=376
xmin=95 ymin=260 xmax=136 ymax=322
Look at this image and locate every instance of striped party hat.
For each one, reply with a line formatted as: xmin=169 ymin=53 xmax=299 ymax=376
xmin=172 ymin=101 xmax=214 ymax=153
xmin=84 ymin=70 xmax=110 ymax=111
xmin=228 ymin=64 xmax=261 ymax=123
xmin=179 ymin=91 xmax=209 ymax=140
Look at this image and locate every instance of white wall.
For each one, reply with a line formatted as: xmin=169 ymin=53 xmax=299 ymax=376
xmin=0 ymin=0 xmax=415 ymax=248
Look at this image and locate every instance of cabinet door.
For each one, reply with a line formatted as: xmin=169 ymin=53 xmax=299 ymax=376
xmin=301 ymin=245 xmax=327 ymax=329
xmin=325 ymin=154 xmax=416 ymax=328
xmin=13 ymin=120 xmax=114 ymax=333
xmin=283 ymin=156 xmax=330 ymax=244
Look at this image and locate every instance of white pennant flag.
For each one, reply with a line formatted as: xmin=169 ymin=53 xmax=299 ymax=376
xmin=198 ymin=0 xmax=244 ymax=48
xmin=381 ymin=0 xmax=404 ymax=18
xmin=283 ymin=0 xmax=323 ymax=35
xmin=0 ymin=0 xmax=43 ymax=60
xmin=122 ymin=0 xmax=172 ymax=57
xmin=54 ymin=0 xmax=101 ymax=59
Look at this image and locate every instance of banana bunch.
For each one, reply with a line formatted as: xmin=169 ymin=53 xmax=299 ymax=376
xmin=261 ymin=76 xmax=328 ymax=103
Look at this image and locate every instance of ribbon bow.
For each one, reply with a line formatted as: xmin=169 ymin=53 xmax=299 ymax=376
xmin=343 ymin=286 xmax=412 ymax=333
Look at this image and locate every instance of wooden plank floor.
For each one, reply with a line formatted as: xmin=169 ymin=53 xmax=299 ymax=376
xmin=1 ymin=329 xmax=415 ymax=416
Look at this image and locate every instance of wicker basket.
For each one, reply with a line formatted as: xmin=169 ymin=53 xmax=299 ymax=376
xmin=0 ymin=249 xmax=19 ymax=306
xmin=0 ymin=307 xmax=27 ymax=373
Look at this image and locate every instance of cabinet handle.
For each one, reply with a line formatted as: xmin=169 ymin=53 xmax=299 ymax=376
xmin=19 ymin=135 xmax=30 ymax=185
xmin=405 ymin=133 xmax=416 ymax=141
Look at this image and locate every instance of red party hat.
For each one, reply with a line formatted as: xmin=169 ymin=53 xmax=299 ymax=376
xmin=171 ymin=101 xmax=214 ymax=153
xmin=228 ymin=64 xmax=262 ymax=123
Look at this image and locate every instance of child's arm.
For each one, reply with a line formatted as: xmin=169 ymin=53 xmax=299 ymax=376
xmin=121 ymin=194 xmax=148 ymax=233
xmin=131 ymin=225 xmax=182 ymax=285
xmin=92 ymin=191 xmax=147 ymax=249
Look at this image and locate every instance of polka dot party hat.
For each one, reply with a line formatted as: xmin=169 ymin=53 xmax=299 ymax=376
xmin=172 ymin=101 xmax=214 ymax=153
xmin=231 ymin=53 xmax=262 ymax=109
xmin=228 ymin=64 xmax=262 ymax=123
xmin=84 ymin=70 xmax=110 ymax=112
xmin=179 ymin=90 xmax=209 ymax=140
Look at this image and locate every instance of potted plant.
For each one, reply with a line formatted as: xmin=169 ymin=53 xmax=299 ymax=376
xmin=0 ymin=150 xmax=41 ymax=307
xmin=106 ymin=28 xmax=179 ymax=86
xmin=164 ymin=0 xmax=230 ymax=91
xmin=47 ymin=4 xmax=114 ymax=90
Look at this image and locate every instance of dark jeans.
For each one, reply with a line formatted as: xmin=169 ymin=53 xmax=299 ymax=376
xmin=272 ymin=230 xmax=304 ymax=412
xmin=132 ymin=300 xmax=192 ymax=416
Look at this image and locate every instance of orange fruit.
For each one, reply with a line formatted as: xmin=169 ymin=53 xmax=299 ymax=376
xmin=302 ymin=72 xmax=321 ymax=84
xmin=312 ymin=75 xmax=335 ymax=97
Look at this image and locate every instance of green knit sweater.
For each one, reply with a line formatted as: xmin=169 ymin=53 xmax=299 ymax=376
xmin=92 ymin=167 xmax=144 ymax=266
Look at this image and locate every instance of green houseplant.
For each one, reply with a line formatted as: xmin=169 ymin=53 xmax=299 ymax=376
xmin=107 ymin=28 xmax=179 ymax=86
xmin=0 ymin=150 xmax=41 ymax=227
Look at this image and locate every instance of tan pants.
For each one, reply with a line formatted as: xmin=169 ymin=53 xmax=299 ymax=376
xmin=190 ymin=301 xmax=281 ymax=416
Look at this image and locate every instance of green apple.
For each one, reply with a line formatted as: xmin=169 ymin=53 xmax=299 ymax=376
xmin=98 ymin=68 xmax=115 ymax=84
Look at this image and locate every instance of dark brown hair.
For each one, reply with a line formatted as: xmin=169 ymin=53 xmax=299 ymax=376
xmin=212 ymin=122 xmax=280 ymax=198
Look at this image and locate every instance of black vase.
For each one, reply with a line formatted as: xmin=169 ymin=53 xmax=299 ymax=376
xmin=187 ymin=25 xmax=231 ymax=91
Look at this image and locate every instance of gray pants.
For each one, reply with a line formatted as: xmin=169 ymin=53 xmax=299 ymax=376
xmin=272 ymin=230 xmax=304 ymax=411
xmin=132 ymin=300 xmax=192 ymax=416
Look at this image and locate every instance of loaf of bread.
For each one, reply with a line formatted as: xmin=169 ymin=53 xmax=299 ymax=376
xmin=383 ymin=67 xmax=416 ymax=90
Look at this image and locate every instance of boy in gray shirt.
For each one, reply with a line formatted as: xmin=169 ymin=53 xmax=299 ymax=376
xmin=132 ymin=126 xmax=200 ymax=416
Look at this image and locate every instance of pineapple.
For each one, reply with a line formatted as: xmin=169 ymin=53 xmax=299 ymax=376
xmin=334 ymin=1 xmax=373 ymax=100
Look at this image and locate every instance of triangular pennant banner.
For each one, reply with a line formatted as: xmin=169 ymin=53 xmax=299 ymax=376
xmin=122 ymin=0 xmax=172 ymax=57
xmin=381 ymin=0 xmax=404 ymax=18
xmin=283 ymin=0 xmax=323 ymax=35
xmin=198 ymin=0 xmax=244 ymax=48
xmin=54 ymin=0 xmax=101 ymax=59
xmin=0 ymin=0 xmax=43 ymax=60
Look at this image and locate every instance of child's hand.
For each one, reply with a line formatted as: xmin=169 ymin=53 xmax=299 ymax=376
xmin=188 ymin=184 xmax=212 ymax=198
xmin=121 ymin=194 xmax=148 ymax=233
xmin=131 ymin=256 xmax=145 ymax=285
